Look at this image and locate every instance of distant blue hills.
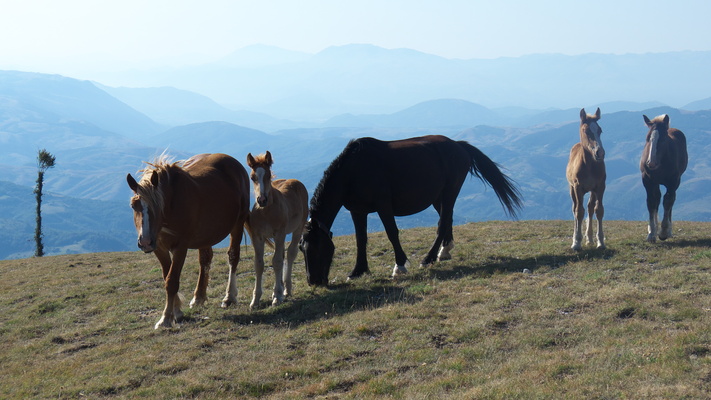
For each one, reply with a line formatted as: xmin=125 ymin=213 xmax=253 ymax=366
xmin=2 ymin=46 xmax=711 ymax=259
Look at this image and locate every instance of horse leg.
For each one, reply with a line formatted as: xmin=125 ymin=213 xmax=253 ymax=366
xmin=591 ymin=189 xmax=605 ymax=249
xmin=190 ymin=247 xmax=213 ymax=308
xmin=585 ymin=192 xmax=595 ymax=246
xmin=283 ymin=229 xmax=301 ymax=297
xmin=221 ymin=229 xmax=243 ymax=308
xmin=644 ymin=182 xmax=661 ymax=243
xmin=250 ymin=238 xmax=265 ymax=310
xmin=271 ymin=233 xmax=287 ymax=306
xmin=437 ymin=198 xmax=455 ymax=262
xmin=422 ymin=198 xmax=452 ymax=266
xmin=659 ymin=187 xmax=677 ymax=241
xmin=348 ymin=211 xmax=370 ymax=279
xmin=155 ymin=246 xmax=186 ymax=329
xmin=377 ymin=210 xmax=409 ymax=277
xmin=570 ymin=185 xmax=584 ymax=250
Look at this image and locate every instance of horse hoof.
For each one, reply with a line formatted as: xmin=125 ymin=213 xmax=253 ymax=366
xmin=571 ymin=243 xmax=582 ymax=251
xmin=189 ymin=297 xmax=206 ymax=308
xmin=154 ymin=316 xmax=178 ymax=330
xmin=596 ymin=243 xmax=606 ymax=250
xmin=392 ymin=262 xmax=410 ymax=277
xmin=221 ymin=297 xmax=237 ymax=308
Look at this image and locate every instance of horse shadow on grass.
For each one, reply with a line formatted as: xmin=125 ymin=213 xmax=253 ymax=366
xmin=219 ymin=279 xmax=421 ymax=329
xmin=654 ymin=237 xmax=711 ymax=248
xmin=213 ymin=248 xmax=616 ymax=328
xmin=425 ymin=247 xmax=617 ymax=282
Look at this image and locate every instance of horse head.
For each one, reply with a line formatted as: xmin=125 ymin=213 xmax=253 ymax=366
xmin=299 ymin=219 xmax=334 ymax=286
xmin=247 ymin=151 xmax=274 ymax=208
xmin=126 ymin=169 xmax=167 ymax=253
xmin=643 ymin=114 xmax=670 ymax=170
xmin=580 ymin=107 xmax=605 ymax=162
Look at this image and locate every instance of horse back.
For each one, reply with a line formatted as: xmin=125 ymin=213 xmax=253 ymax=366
xmin=172 ymin=153 xmax=250 ymax=246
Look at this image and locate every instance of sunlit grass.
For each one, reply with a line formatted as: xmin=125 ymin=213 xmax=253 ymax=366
xmin=1 ymin=220 xmax=710 ymax=398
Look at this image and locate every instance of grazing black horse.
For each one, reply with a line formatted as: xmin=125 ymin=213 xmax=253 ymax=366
xmin=299 ymin=135 xmax=523 ymax=286
xmin=640 ymin=114 xmax=687 ymax=242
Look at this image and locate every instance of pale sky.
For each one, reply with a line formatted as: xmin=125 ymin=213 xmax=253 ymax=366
xmin=1 ymin=0 xmax=710 ymax=80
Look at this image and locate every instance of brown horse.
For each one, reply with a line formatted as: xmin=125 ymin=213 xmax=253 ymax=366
xmin=126 ymin=153 xmax=250 ymax=329
xmin=566 ymin=108 xmax=606 ymax=250
xmin=640 ymin=114 xmax=688 ymax=242
xmin=246 ymin=151 xmax=308 ymax=309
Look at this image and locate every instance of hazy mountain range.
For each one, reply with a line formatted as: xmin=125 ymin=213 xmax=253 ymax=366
xmin=2 ymin=45 xmax=711 ymax=259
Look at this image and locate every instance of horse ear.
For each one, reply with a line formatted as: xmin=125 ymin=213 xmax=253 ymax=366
xmin=643 ymin=115 xmax=652 ymax=127
xmin=595 ymin=107 xmax=601 ymax=119
xmin=580 ymin=108 xmax=587 ymax=121
xmin=246 ymin=153 xmax=255 ymax=168
xmin=150 ymin=171 xmax=159 ymax=187
xmin=127 ymin=173 xmax=138 ymax=192
xmin=663 ymin=114 xmax=670 ymax=126
xmin=265 ymin=151 xmax=273 ymax=166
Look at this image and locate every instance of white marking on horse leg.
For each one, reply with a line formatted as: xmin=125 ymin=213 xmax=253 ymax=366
xmin=190 ymin=262 xmax=210 ymax=308
xmin=271 ymin=246 xmax=285 ymax=307
xmin=250 ymin=272 xmax=263 ymax=310
xmin=155 ymin=292 xmax=183 ymax=329
xmin=571 ymin=215 xmax=583 ymax=250
xmin=596 ymin=218 xmax=605 ymax=249
xmin=221 ymin=272 xmax=238 ymax=308
xmin=437 ymin=241 xmax=454 ymax=261
xmin=392 ymin=260 xmax=410 ymax=278
xmin=585 ymin=217 xmax=594 ymax=245
xmin=647 ymin=213 xmax=658 ymax=243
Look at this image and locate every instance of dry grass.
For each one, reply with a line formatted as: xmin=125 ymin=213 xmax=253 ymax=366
xmin=1 ymin=220 xmax=710 ymax=399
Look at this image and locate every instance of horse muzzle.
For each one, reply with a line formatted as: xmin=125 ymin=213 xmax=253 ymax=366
xmin=593 ymin=147 xmax=605 ymax=162
xmin=256 ymin=196 xmax=268 ymax=207
xmin=137 ymin=237 xmax=155 ymax=253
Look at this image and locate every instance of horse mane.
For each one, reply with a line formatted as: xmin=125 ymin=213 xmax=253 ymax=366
xmin=135 ymin=153 xmax=180 ymax=213
xmin=649 ymin=114 xmax=668 ymax=124
xmin=310 ymin=138 xmax=374 ymax=210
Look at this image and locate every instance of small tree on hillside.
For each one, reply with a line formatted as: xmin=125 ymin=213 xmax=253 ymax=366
xmin=34 ymin=149 xmax=56 ymax=257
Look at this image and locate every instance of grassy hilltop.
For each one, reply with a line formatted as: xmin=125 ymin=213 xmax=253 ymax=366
xmin=1 ymin=220 xmax=710 ymax=399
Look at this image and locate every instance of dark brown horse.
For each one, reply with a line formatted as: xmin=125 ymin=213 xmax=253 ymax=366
xmin=566 ymin=108 xmax=606 ymax=250
xmin=126 ymin=153 xmax=250 ymax=329
xmin=299 ymin=135 xmax=523 ymax=286
xmin=640 ymin=114 xmax=687 ymax=242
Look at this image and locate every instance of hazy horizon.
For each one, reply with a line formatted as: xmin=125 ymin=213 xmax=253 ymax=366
xmin=2 ymin=0 xmax=710 ymax=84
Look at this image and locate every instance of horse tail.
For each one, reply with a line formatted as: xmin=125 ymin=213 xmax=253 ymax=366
xmin=243 ymin=215 xmax=275 ymax=249
xmin=458 ymin=141 xmax=523 ymax=218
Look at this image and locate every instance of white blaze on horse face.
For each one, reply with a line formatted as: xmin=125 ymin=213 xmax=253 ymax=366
xmin=647 ymin=129 xmax=660 ymax=169
xmin=588 ymin=121 xmax=604 ymax=160
xmin=138 ymin=199 xmax=152 ymax=248
xmin=254 ymin=167 xmax=269 ymax=206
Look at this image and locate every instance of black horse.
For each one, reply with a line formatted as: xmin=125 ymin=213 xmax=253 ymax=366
xmin=299 ymin=135 xmax=523 ymax=286
xmin=640 ymin=114 xmax=688 ymax=242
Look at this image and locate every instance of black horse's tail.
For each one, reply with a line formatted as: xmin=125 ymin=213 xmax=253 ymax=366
xmin=458 ymin=141 xmax=523 ymax=218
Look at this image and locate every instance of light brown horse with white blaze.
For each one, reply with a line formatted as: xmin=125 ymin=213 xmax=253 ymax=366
xmin=126 ymin=153 xmax=250 ymax=329
xmin=566 ymin=108 xmax=606 ymax=250
xmin=246 ymin=151 xmax=308 ymax=309
xmin=640 ymin=114 xmax=687 ymax=242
